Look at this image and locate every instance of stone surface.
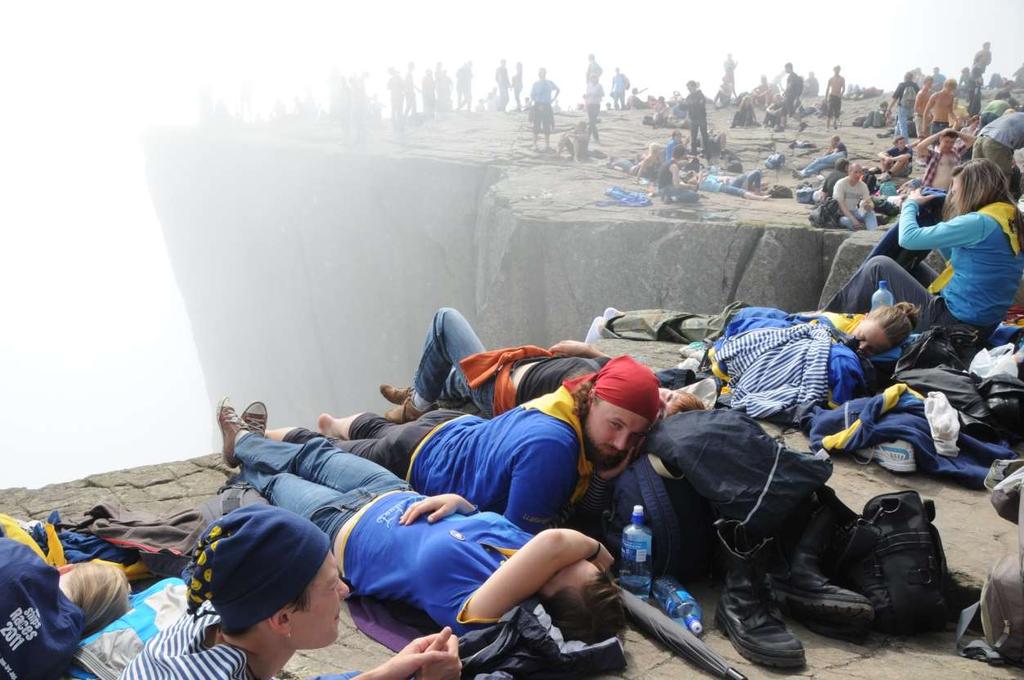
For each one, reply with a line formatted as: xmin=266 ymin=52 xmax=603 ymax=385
xmin=5 ymin=340 xmax=1019 ymax=679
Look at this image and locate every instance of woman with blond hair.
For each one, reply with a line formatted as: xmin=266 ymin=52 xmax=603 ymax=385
xmin=1 ymin=539 xmax=130 ymax=678
xmin=826 ymin=158 xmax=1024 ymax=332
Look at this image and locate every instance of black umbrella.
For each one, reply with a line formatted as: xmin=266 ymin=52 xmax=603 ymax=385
xmin=621 ymin=590 xmax=747 ymax=680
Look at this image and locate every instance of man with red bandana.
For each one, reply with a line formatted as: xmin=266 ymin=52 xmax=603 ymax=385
xmin=269 ymin=355 xmax=660 ymax=534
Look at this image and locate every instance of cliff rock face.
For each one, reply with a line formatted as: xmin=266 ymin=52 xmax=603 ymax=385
xmin=144 ymin=114 xmax=854 ymax=420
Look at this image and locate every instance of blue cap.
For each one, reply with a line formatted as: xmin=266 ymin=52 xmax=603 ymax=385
xmin=0 ymin=538 xmax=84 ymax=678
xmin=187 ymin=505 xmax=331 ymax=630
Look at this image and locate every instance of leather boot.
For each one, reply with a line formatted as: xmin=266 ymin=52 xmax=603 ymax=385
xmin=771 ymin=506 xmax=874 ymax=640
xmin=714 ymin=520 xmax=806 ymax=669
xmin=379 ymin=384 xmax=413 ymax=406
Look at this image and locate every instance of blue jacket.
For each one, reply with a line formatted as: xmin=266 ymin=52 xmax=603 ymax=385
xmin=805 ymin=384 xmax=1017 ymax=488
xmin=899 ymin=201 xmax=1024 ymax=326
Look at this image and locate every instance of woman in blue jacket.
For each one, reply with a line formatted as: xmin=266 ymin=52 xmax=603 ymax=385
xmin=825 ymin=159 xmax=1024 ymax=332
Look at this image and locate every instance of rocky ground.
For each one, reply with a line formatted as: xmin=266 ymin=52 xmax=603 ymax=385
xmin=252 ymin=89 xmax=1014 ymax=231
xmin=5 ymin=337 xmax=1020 ymax=679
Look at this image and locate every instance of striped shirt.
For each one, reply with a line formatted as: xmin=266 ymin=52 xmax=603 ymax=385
xmin=715 ymin=323 xmax=833 ymax=418
xmin=120 ymin=604 xmax=255 ymax=680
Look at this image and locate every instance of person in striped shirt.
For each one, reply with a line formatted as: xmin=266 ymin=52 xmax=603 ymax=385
xmin=121 ymin=504 xmax=461 ymax=680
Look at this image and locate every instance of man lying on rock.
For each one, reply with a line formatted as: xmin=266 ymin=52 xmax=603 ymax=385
xmin=295 ymin=352 xmax=660 ymax=535
xmin=366 ymin=307 xmax=695 ymax=424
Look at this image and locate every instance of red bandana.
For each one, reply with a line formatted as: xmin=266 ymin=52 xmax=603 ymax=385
xmin=563 ymin=355 xmax=660 ymax=422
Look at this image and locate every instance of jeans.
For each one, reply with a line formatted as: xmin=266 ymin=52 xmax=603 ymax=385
xmin=412 ymin=308 xmax=495 ymax=417
xmin=586 ymin=103 xmax=601 ymax=141
xmin=895 ymin=105 xmax=913 ymax=139
xmin=839 ymin=208 xmax=879 ymax=231
xmin=611 ymin=91 xmax=625 ymax=110
xmin=234 ymin=435 xmax=410 ymax=541
xmin=690 ymin=118 xmax=710 ymax=159
xmin=731 ymin=170 xmax=762 ymax=191
xmin=799 ymin=151 xmax=846 ymax=177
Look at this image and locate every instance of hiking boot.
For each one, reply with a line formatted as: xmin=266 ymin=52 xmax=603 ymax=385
xmin=240 ymin=401 xmax=268 ymax=438
xmin=217 ymin=398 xmax=265 ymax=468
xmin=714 ymin=520 xmax=806 ymax=669
xmin=383 ymin=398 xmax=428 ymax=425
xmin=379 ymin=383 xmax=413 ymax=406
xmin=771 ymin=506 xmax=874 ymax=639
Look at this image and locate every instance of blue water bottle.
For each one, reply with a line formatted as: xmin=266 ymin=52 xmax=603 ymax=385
xmin=870 ymin=280 xmax=895 ymax=310
xmin=652 ymin=576 xmax=704 ymax=635
xmin=619 ymin=505 xmax=653 ymax=599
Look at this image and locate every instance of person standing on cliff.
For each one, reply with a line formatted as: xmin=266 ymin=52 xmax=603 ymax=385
xmin=586 ymin=54 xmax=602 ymax=85
xmin=435 ymin=63 xmax=453 ymax=113
xmin=404 ymin=62 xmax=418 ymax=118
xmin=456 ymin=62 xmax=473 ymax=111
xmin=512 ymin=62 xmax=524 ymax=111
xmin=974 ymin=42 xmax=992 ymax=75
xmin=495 ymin=59 xmax=511 ymax=112
xmin=825 ymin=66 xmax=845 ymax=130
xmin=610 ymin=68 xmax=628 ymax=110
xmin=530 ymin=68 xmax=560 ymax=151
xmin=685 ymin=81 xmax=710 ymax=159
xmin=584 ymin=73 xmax=604 ymax=143
xmin=422 ymin=68 xmax=436 ymax=119
xmin=387 ymin=68 xmax=405 ymax=131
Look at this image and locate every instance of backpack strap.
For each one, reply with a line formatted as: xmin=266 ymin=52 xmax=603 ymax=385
xmin=635 ymin=456 xmax=682 ymax=578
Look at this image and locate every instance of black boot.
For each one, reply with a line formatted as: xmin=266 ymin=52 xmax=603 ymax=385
xmin=714 ymin=520 xmax=806 ymax=669
xmin=771 ymin=506 xmax=874 ymax=641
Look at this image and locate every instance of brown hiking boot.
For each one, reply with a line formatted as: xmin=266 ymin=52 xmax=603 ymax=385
xmin=379 ymin=384 xmax=414 ymax=406
xmin=217 ymin=398 xmax=266 ymax=468
xmin=384 ymin=399 xmax=427 ymax=425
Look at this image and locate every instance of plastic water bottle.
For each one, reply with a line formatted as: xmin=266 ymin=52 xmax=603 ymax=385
xmin=652 ymin=576 xmax=704 ymax=635
xmin=870 ymin=280 xmax=895 ymax=310
xmin=619 ymin=505 xmax=653 ymax=599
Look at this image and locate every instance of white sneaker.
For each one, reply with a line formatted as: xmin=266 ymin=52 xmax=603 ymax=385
xmin=864 ymin=440 xmax=917 ymax=473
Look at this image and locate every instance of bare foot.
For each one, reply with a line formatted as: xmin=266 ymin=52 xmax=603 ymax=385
xmin=318 ymin=412 xmax=364 ymax=440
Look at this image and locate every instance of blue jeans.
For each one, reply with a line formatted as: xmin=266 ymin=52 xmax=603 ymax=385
xmin=895 ymin=106 xmax=913 ymax=139
xmin=731 ymin=170 xmax=762 ymax=191
xmin=799 ymin=151 xmax=846 ymax=177
xmin=839 ymin=208 xmax=879 ymax=231
xmin=234 ymin=434 xmax=409 ymax=541
xmin=412 ymin=308 xmax=495 ymax=417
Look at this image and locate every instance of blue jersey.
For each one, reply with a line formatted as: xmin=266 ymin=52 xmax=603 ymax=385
xmin=340 ymin=492 xmax=532 ymax=634
xmin=410 ymin=407 xmax=580 ymax=533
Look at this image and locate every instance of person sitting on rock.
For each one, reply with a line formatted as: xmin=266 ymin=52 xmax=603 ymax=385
xmin=877 ymin=135 xmax=914 ymax=177
xmin=750 ymin=75 xmax=774 ymax=109
xmin=794 ymin=135 xmax=848 ymax=179
xmin=212 ymin=403 xmax=625 ymax=645
xmin=731 ymin=95 xmax=757 ymax=128
xmin=813 ymin=157 xmax=850 ymax=203
xmin=824 ymin=158 xmax=1024 ymax=333
xmin=658 ymin=144 xmax=701 ymax=203
xmin=122 ymin=503 xmax=461 ymax=680
xmin=557 ymin=121 xmax=590 ymax=161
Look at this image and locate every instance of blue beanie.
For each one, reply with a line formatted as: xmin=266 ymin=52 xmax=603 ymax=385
xmin=187 ymin=505 xmax=331 ymax=631
xmin=0 ymin=538 xmax=84 ymax=679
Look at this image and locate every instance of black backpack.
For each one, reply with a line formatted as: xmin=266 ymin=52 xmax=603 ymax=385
xmin=979 ymin=374 xmax=1024 ymax=434
xmin=894 ymin=324 xmax=980 ymax=373
xmin=809 ymin=197 xmax=842 ymax=229
xmin=827 ymin=491 xmax=949 ymax=635
xmin=603 ymin=455 xmax=715 ymax=584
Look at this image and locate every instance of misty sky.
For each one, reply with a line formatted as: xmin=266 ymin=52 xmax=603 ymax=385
xmin=1 ymin=1 xmax=1022 ymax=488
